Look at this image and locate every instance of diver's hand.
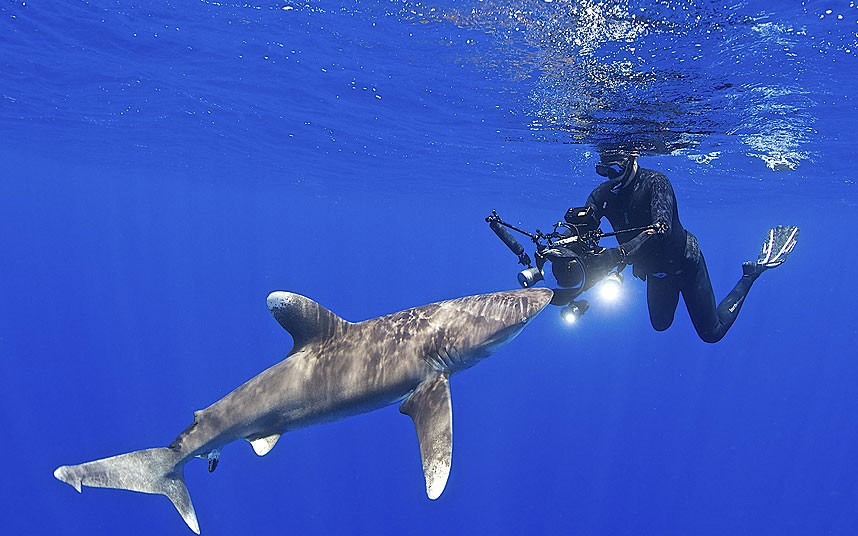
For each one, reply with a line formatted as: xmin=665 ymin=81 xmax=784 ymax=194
xmin=604 ymin=247 xmax=624 ymax=265
xmin=652 ymin=221 xmax=668 ymax=235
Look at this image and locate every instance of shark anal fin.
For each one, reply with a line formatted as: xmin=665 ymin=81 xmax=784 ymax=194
xmin=247 ymin=434 xmax=281 ymax=456
xmin=400 ymin=374 xmax=452 ymax=500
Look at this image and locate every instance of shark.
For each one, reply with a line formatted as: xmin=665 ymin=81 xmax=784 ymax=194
xmin=54 ymin=287 xmax=553 ymax=533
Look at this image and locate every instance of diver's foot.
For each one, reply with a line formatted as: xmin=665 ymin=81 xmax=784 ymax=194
xmin=742 ymin=261 xmax=767 ymax=278
xmin=742 ymin=225 xmax=800 ymax=278
xmin=756 ymin=225 xmax=800 ymax=269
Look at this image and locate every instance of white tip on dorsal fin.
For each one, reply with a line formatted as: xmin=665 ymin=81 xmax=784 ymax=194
xmin=266 ymin=292 xmax=346 ymax=348
xmin=247 ymin=434 xmax=281 ymax=456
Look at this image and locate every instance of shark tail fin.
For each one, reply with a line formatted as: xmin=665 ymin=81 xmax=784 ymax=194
xmin=54 ymin=447 xmax=200 ymax=534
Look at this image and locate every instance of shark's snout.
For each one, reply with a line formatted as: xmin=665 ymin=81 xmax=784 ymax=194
xmin=527 ymin=288 xmax=554 ymax=314
xmin=515 ymin=287 xmax=553 ymax=323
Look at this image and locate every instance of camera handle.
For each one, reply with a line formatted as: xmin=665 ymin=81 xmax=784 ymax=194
xmin=486 ymin=211 xmax=534 ymax=267
xmin=596 ymin=223 xmax=657 ymax=240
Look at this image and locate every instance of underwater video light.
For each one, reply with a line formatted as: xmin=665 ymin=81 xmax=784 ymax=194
xmin=518 ymin=267 xmax=544 ymax=288
xmin=560 ymin=299 xmax=590 ymax=324
xmin=599 ymin=272 xmax=624 ymax=302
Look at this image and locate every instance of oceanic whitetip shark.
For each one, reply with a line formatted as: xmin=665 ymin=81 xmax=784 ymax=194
xmin=54 ymin=288 xmax=553 ymax=533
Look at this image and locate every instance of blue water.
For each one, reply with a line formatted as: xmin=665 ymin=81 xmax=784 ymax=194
xmin=2 ymin=0 xmax=858 ymax=534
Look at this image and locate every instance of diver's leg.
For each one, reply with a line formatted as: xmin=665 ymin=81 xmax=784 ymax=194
xmin=682 ymin=252 xmax=758 ymax=343
xmin=680 ymin=254 xmax=722 ymax=342
xmin=682 ymin=225 xmax=798 ymax=343
xmin=647 ymin=275 xmax=680 ymax=331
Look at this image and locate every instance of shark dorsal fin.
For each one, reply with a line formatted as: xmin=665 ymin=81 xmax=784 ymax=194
xmin=266 ymin=292 xmax=346 ymax=348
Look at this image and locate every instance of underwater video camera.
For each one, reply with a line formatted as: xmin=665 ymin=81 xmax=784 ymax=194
xmin=486 ymin=207 xmax=653 ymax=323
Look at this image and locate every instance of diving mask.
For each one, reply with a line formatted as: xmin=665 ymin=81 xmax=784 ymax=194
xmin=595 ymin=162 xmax=626 ymax=179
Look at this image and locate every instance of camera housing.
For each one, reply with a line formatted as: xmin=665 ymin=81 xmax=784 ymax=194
xmin=564 ymin=205 xmax=600 ymax=232
xmin=487 ymin=208 xmax=648 ymax=319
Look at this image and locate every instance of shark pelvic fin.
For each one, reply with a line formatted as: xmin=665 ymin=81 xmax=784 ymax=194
xmin=400 ymin=374 xmax=453 ymax=500
xmin=247 ymin=434 xmax=281 ymax=456
xmin=266 ymin=292 xmax=346 ymax=348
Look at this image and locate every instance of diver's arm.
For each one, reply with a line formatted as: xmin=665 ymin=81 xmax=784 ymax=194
xmin=649 ymin=171 xmax=675 ymax=234
xmin=616 ymin=229 xmax=656 ymax=261
xmin=585 ymin=193 xmax=602 ymax=219
xmin=616 ymin=173 xmax=674 ymax=262
xmin=584 ymin=183 xmax=609 ymax=221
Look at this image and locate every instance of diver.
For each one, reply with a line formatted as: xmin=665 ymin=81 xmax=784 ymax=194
xmin=583 ymin=150 xmax=799 ymax=343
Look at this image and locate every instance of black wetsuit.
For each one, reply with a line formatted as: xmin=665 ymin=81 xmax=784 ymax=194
xmin=585 ymin=166 xmax=758 ymax=343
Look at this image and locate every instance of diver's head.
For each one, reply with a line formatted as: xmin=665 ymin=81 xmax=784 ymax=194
xmin=596 ymin=150 xmax=638 ymax=190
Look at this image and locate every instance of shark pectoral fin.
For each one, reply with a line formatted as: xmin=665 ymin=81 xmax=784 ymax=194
xmin=247 ymin=434 xmax=281 ymax=456
xmin=400 ymin=374 xmax=452 ymax=500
